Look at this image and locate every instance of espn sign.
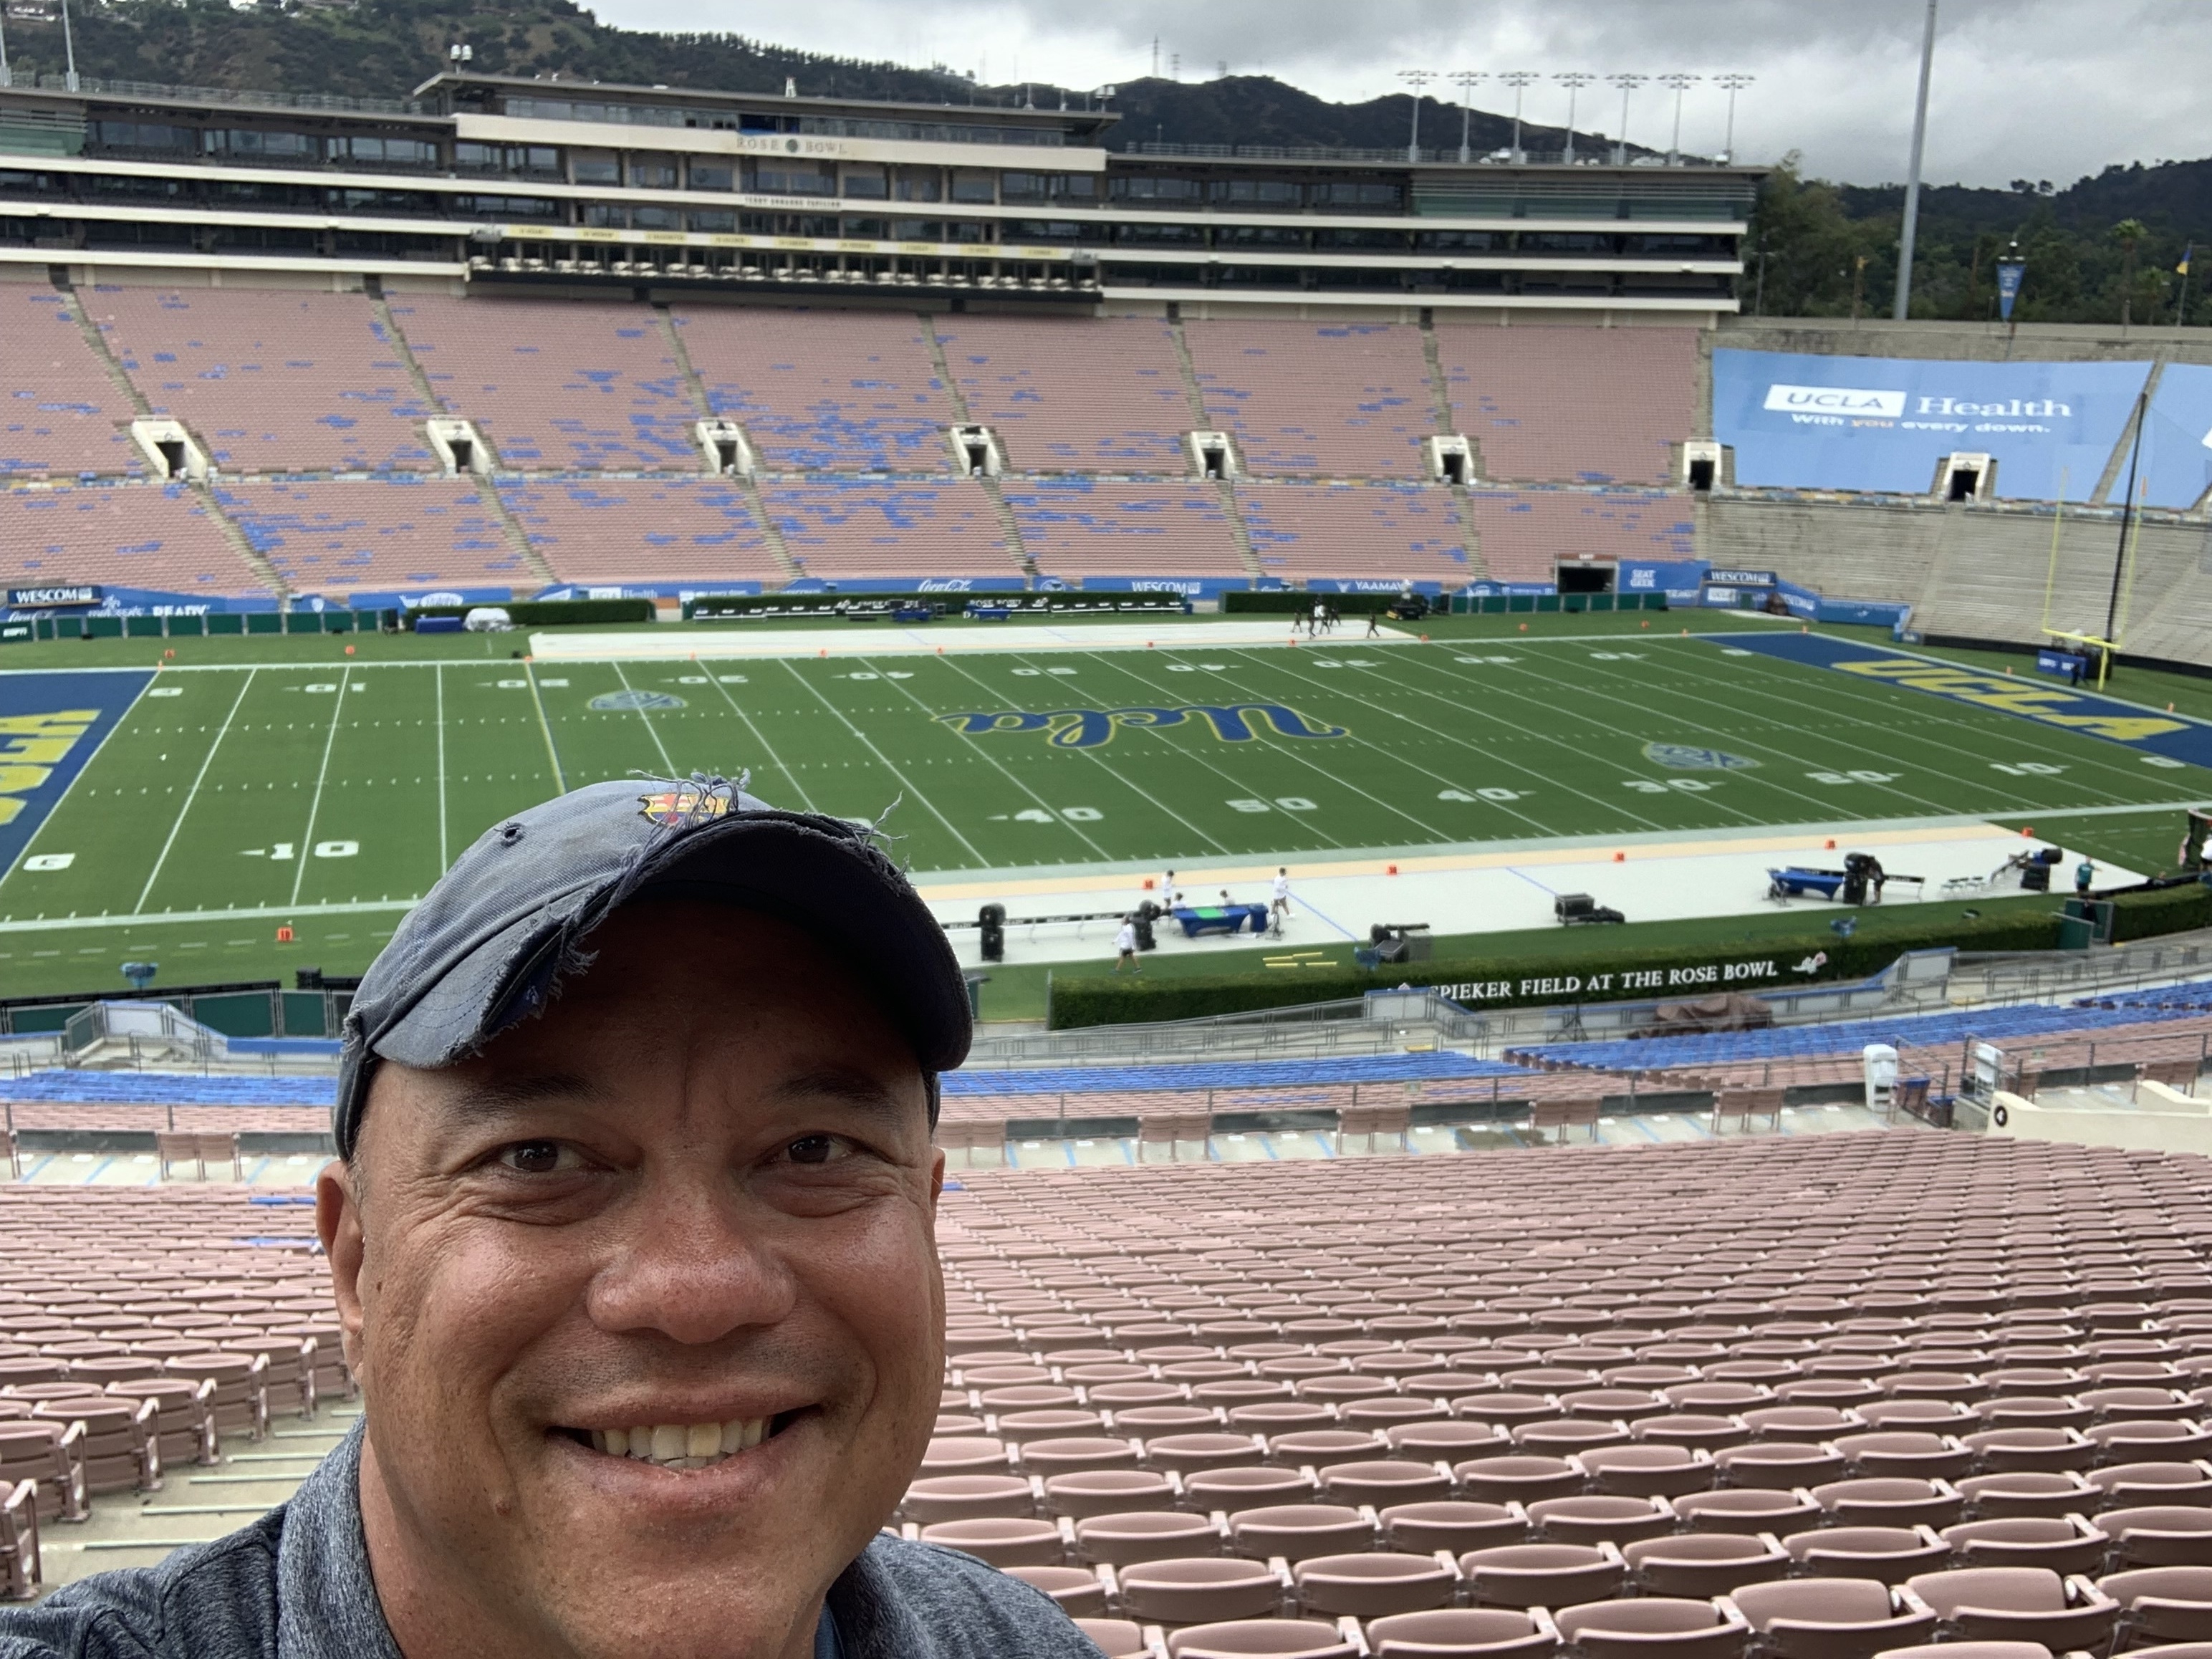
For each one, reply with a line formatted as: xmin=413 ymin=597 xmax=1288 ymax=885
xmin=1763 ymin=384 xmax=1907 ymax=418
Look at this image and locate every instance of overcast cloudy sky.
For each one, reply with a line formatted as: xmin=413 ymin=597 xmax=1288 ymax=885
xmin=592 ymin=0 xmax=2207 ymax=189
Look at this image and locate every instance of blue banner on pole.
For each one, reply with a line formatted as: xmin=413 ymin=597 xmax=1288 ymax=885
xmin=1996 ymin=261 xmax=2026 ymax=322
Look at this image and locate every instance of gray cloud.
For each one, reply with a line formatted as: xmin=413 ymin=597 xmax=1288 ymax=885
xmin=590 ymin=0 xmax=2208 ymax=188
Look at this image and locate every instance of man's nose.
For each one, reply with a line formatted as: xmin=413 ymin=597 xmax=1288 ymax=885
xmin=585 ymin=1178 xmax=797 ymax=1346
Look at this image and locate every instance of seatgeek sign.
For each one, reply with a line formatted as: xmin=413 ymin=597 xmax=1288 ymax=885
xmin=1714 ymin=350 xmax=2151 ymax=501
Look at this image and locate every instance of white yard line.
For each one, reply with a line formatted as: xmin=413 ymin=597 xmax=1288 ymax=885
xmin=777 ymin=660 xmax=985 ymax=865
xmin=433 ymin=663 xmax=448 ymax=871
xmin=867 ymin=656 xmax=1115 ymax=862
xmin=705 ymin=673 xmax=817 ymax=814
xmin=289 ymin=665 xmax=351 ymax=908
xmin=136 ymin=668 xmax=257 ymax=913
xmin=611 ymin=660 xmax=679 ymax=776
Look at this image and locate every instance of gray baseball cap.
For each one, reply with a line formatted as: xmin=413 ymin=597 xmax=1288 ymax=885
xmin=333 ymin=776 xmax=969 ymax=1155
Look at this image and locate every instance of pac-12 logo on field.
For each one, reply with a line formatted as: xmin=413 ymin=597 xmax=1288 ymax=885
xmin=1644 ymin=743 xmax=1759 ymax=771
xmin=940 ymin=703 xmax=1347 ymax=751
xmin=590 ymin=691 xmax=686 ymax=711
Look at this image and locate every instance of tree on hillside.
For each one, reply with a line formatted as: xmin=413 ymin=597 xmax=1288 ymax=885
xmin=2111 ymin=218 xmax=2150 ymax=326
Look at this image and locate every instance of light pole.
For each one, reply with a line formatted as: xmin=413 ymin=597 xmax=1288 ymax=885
xmin=1398 ymin=69 xmax=1436 ymax=163
xmin=1658 ymin=73 xmax=1698 ymax=164
xmin=1893 ymin=0 xmax=1938 ymax=322
xmin=1499 ymin=72 xmax=1538 ymax=163
xmin=0 ymin=6 xmax=11 ymax=92
xmin=1452 ymin=70 xmax=1486 ymax=163
xmin=1554 ymin=72 xmax=1596 ymax=164
xmin=1607 ymin=74 xmax=1645 ymax=165
xmin=59 ymin=0 xmax=77 ymax=92
xmin=1714 ymin=72 xmax=1754 ymax=162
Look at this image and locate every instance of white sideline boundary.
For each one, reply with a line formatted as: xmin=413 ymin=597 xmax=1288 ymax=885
xmin=525 ymin=621 xmax=1420 ymax=662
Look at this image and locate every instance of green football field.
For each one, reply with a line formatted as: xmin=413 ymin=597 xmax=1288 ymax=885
xmin=0 ymin=612 xmax=2207 ymax=1000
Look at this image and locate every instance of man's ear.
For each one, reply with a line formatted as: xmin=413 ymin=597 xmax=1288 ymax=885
xmin=318 ymin=1157 xmax=370 ymax=1388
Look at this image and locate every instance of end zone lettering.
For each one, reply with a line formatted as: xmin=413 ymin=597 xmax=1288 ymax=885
xmin=0 ymin=711 xmax=99 ymax=822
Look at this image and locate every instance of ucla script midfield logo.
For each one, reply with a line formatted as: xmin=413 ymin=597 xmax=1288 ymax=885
xmin=938 ymin=703 xmax=1348 ymax=751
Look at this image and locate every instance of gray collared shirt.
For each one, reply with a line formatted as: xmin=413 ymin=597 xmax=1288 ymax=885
xmin=0 ymin=1425 xmax=1102 ymax=1659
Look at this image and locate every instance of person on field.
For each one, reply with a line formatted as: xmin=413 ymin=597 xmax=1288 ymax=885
xmin=0 ymin=778 xmax=1097 ymax=1659
xmin=1272 ymin=867 xmax=1292 ymax=923
xmin=2076 ymin=857 xmax=2097 ymax=897
xmin=1114 ymin=914 xmax=1141 ymax=973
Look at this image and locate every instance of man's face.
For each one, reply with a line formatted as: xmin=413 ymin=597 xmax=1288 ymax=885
xmin=319 ymin=903 xmax=945 ymax=1659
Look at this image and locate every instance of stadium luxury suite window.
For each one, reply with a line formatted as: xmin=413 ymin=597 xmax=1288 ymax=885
xmin=1309 ymin=180 xmax=1403 ymax=210
xmin=458 ymin=194 xmax=560 ymax=221
xmin=87 ymin=173 xmax=188 ymax=202
xmin=747 ymin=162 xmax=834 ymax=196
xmin=456 ymin=143 xmax=563 ymax=180
xmin=690 ymin=208 xmax=738 ymax=234
xmin=582 ymin=203 xmax=628 ymax=229
xmin=629 ymin=155 xmax=680 ymax=189
xmin=0 ymin=170 xmax=58 ymax=199
xmin=203 ymin=128 xmax=317 ymax=162
xmin=325 ymin=187 xmax=441 ymax=216
xmin=327 ymin=135 xmax=438 ymax=168
xmin=842 ymin=167 xmax=889 ymax=199
xmin=87 ymin=120 xmax=195 ymax=153
xmin=743 ymin=212 xmax=837 ymax=236
xmin=1316 ymin=226 xmax=1408 ymax=250
xmin=1520 ymin=231 xmax=1615 ymax=254
xmin=891 ymin=218 xmax=943 ymax=240
xmin=1115 ymin=221 xmax=1205 ymax=245
xmin=571 ymin=152 xmax=620 ymax=186
xmin=1416 ymin=229 xmax=1504 ymax=251
xmin=842 ymin=217 xmax=890 ymax=238
xmin=895 ymin=170 xmax=942 ymax=202
xmin=950 ymin=172 xmax=996 ymax=203
xmin=1110 ymin=176 xmax=1203 ymax=203
xmin=632 ymin=205 xmax=680 ymax=231
xmin=688 ymin=160 xmax=735 ymax=192
xmin=1218 ymin=224 xmax=1309 ymax=249
xmin=999 ymin=172 xmax=1049 ymax=204
xmin=1209 ymin=178 xmax=1302 ymax=208
xmin=1006 ymin=220 xmax=1092 ymax=244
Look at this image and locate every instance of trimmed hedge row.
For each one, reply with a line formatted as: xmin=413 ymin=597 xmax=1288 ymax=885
xmin=1047 ymin=908 xmax=2072 ymax=1029
xmin=2111 ymin=882 xmax=2212 ymax=943
xmin=410 ymin=599 xmax=653 ymax=626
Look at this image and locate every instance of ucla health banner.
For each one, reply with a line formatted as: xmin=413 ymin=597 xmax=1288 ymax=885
xmin=1713 ymin=350 xmax=2150 ymax=501
xmin=2138 ymin=362 xmax=2212 ymax=511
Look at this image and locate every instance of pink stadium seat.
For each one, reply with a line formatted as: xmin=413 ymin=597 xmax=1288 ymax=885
xmin=213 ymin=479 xmax=527 ymax=596
xmin=93 ymin=288 xmax=436 ymax=475
xmin=1438 ymin=324 xmax=1696 ymax=485
xmin=395 ymin=295 xmax=698 ymax=471
xmin=502 ymin=478 xmax=785 ymax=585
xmin=938 ymin=316 xmax=1193 ymax=472
xmin=0 ymin=289 xmax=143 ymax=479
xmin=1185 ymin=321 xmax=1437 ymax=478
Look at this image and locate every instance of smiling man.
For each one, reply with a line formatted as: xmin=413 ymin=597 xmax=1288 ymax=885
xmin=0 ymin=778 xmax=1102 ymax=1659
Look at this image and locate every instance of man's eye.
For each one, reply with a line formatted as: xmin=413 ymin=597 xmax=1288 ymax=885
xmin=498 ymin=1140 xmax=577 ymax=1175
xmin=784 ymin=1134 xmax=850 ymax=1166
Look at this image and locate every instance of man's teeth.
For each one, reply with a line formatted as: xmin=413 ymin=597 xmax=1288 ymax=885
xmin=587 ymin=1419 xmax=771 ymax=1468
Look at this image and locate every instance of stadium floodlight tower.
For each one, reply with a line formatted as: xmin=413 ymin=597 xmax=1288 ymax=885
xmin=1658 ymin=74 xmax=1699 ymax=163
xmin=1607 ymin=73 xmax=1645 ymax=165
xmin=1893 ymin=0 xmax=1939 ymax=321
xmin=1497 ymin=72 xmax=1539 ymax=161
xmin=1452 ymin=71 xmax=1487 ymax=163
xmin=1554 ymin=72 xmax=1597 ymax=164
xmin=1714 ymin=72 xmax=1754 ymax=162
xmin=1398 ymin=69 xmax=1436 ymax=161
